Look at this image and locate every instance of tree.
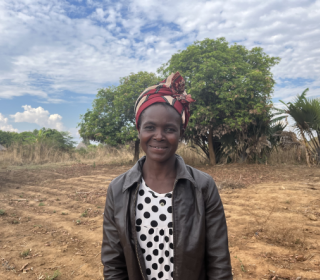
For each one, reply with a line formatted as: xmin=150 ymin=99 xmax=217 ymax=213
xmin=221 ymin=112 xmax=286 ymax=164
xmin=158 ymin=37 xmax=280 ymax=165
xmin=78 ymin=72 xmax=160 ymax=161
xmin=0 ymin=131 xmax=19 ymax=147
xmin=275 ymin=88 xmax=320 ymax=166
xmin=36 ymin=128 xmax=75 ymax=151
xmin=0 ymin=128 xmax=74 ymax=151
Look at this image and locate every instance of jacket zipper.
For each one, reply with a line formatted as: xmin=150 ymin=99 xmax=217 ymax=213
xmin=133 ymin=182 xmax=146 ymax=280
xmin=172 ymin=179 xmax=178 ymax=280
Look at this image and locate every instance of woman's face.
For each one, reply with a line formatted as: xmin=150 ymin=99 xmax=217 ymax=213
xmin=138 ymin=104 xmax=183 ymax=164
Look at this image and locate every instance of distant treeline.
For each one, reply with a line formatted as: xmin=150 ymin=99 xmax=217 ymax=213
xmin=0 ymin=128 xmax=75 ymax=151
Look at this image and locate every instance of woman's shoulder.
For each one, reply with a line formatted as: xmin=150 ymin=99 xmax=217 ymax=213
xmin=107 ymin=169 xmax=130 ymax=193
xmin=107 ymin=164 xmax=141 ymax=195
xmin=185 ymin=165 xmax=221 ymax=204
xmin=185 ymin=165 xmax=216 ymax=189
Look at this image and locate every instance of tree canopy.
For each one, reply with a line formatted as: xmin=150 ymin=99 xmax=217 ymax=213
xmin=78 ymin=71 xmax=160 ymax=160
xmin=158 ymin=37 xmax=281 ymax=164
xmin=0 ymin=128 xmax=75 ymax=151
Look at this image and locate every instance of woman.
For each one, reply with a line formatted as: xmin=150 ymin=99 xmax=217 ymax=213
xmin=101 ymin=72 xmax=232 ymax=280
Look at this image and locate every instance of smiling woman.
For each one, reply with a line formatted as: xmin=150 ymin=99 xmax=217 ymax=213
xmin=101 ymin=72 xmax=233 ymax=280
xmin=138 ymin=104 xmax=182 ymax=170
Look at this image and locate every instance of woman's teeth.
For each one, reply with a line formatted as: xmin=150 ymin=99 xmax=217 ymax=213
xmin=151 ymin=146 xmax=166 ymax=150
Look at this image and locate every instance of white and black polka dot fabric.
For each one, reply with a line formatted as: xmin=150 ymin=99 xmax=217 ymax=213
xmin=136 ymin=178 xmax=174 ymax=280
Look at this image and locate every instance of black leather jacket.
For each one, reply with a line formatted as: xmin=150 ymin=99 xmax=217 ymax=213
xmin=101 ymin=155 xmax=233 ymax=280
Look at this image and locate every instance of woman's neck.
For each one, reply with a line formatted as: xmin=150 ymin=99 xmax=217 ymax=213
xmin=142 ymin=155 xmax=177 ymax=181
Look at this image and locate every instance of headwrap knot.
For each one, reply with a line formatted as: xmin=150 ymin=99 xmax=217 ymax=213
xmin=135 ymin=72 xmax=195 ymax=129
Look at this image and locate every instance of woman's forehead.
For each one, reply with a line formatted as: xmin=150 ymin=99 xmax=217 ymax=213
xmin=141 ymin=104 xmax=181 ymax=124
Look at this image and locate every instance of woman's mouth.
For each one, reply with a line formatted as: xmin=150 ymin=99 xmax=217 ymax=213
xmin=149 ymin=145 xmax=167 ymax=150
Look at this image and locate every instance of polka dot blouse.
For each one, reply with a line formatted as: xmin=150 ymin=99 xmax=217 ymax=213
xmin=136 ymin=178 xmax=174 ymax=280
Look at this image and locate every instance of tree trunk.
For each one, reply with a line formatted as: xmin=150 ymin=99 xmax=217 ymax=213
xmin=133 ymin=139 xmax=140 ymax=162
xmin=208 ymin=128 xmax=216 ymax=166
xmin=299 ymin=127 xmax=310 ymax=167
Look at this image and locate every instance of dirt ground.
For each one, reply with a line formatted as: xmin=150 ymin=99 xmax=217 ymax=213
xmin=0 ymin=162 xmax=319 ymax=280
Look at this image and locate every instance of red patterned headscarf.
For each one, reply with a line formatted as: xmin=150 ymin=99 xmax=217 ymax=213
xmin=135 ymin=72 xmax=195 ymax=129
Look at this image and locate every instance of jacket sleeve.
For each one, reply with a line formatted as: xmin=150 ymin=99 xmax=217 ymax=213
xmin=205 ymin=177 xmax=233 ymax=280
xmin=101 ymin=184 xmax=129 ymax=280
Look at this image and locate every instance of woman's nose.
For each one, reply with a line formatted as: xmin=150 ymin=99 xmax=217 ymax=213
xmin=153 ymin=128 xmax=164 ymax=141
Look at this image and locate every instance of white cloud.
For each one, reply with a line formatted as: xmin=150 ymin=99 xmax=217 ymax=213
xmin=0 ymin=0 xmax=319 ymax=104
xmin=0 ymin=85 xmax=47 ymax=99
xmin=68 ymin=127 xmax=80 ymax=138
xmin=273 ymin=78 xmax=320 ymax=110
xmin=10 ymin=105 xmax=64 ymax=130
xmin=0 ymin=113 xmax=18 ymax=132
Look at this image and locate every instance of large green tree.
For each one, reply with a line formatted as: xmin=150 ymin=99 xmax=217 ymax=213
xmin=158 ymin=37 xmax=280 ymax=165
xmin=78 ymin=71 xmax=160 ymax=161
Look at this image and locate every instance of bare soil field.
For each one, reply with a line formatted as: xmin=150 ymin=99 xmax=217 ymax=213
xmin=0 ymin=163 xmax=319 ymax=280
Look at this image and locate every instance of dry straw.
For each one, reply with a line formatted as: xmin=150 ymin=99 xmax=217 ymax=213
xmin=0 ymin=142 xmax=305 ymax=168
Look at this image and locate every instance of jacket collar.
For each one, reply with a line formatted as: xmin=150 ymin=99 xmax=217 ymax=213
xmin=122 ymin=154 xmax=197 ymax=193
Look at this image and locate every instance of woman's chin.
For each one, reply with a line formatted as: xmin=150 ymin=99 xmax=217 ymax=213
xmin=145 ymin=151 xmax=173 ymax=163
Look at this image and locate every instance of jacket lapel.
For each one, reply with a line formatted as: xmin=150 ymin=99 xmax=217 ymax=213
xmin=122 ymin=154 xmax=198 ymax=193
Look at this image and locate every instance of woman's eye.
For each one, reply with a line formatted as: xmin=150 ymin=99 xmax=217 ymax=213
xmin=145 ymin=126 xmax=154 ymax=130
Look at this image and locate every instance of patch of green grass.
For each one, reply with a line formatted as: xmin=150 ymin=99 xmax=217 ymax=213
xmin=61 ymin=212 xmax=68 ymax=215
xmin=81 ymin=210 xmax=88 ymax=217
xmin=53 ymin=210 xmax=56 ymax=213
xmin=20 ymin=249 xmax=30 ymax=258
xmin=45 ymin=269 xmax=61 ymax=280
xmin=39 ymin=202 xmax=45 ymax=206
xmin=12 ymin=220 xmax=19 ymax=224
xmin=234 ymin=256 xmax=246 ymax=272
xmin=76 ymin=220 xmax=81 ymax=225
xmin=285 ymin=200 xmax=291 ymax=204
xmin=97 ymin=206 xmax=102 ymax=209
xmin=56 ymin=198 xmax=60 ymax=201
xmin=0 ymin=209 xmax=6 ymax=215
xmin=34 ymin=224 xmax=42 ymax=228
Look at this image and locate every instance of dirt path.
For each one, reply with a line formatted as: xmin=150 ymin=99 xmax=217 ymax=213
xmin=0 ymin=163 xmax=319 ymax=280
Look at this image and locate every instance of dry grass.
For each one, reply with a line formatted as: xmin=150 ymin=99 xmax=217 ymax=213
xmin=0 ymin=141 xmax=306 ymax=168
xmin=0 ymin=142 xmax=207 ymax=167
xmin=267 ymin=145 xmax=305 ymax=165
xmin=0 ymin=143 xmax=74 ymax=166
xmin=176 ymin=144 xmax=208 ymax=165
xmin=0 ymin=143 xmax=134 ymax=167
xmin=245 ymin=204 xmax=308 ymax=249
xmin=262 ymin=223 xmax=306 ymax=248
xmin=217 ymin=179 xmax=246 ymax=190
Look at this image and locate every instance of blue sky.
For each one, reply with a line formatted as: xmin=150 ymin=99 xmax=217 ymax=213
xmin=0 ymin=0 xmax=319 ymax=143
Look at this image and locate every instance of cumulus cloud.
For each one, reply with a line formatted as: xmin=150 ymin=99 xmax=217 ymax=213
xmin=0 ymin=113 xmax=18 ymax=132
xmin=0 ymin=0 xmax=319 ymax=104
xmin=10 ymin=105 xmax=64 ymax=130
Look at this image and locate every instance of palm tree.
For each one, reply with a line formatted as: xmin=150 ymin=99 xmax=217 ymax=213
xmin=275 ymin=88 xmax=320 ymax=166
